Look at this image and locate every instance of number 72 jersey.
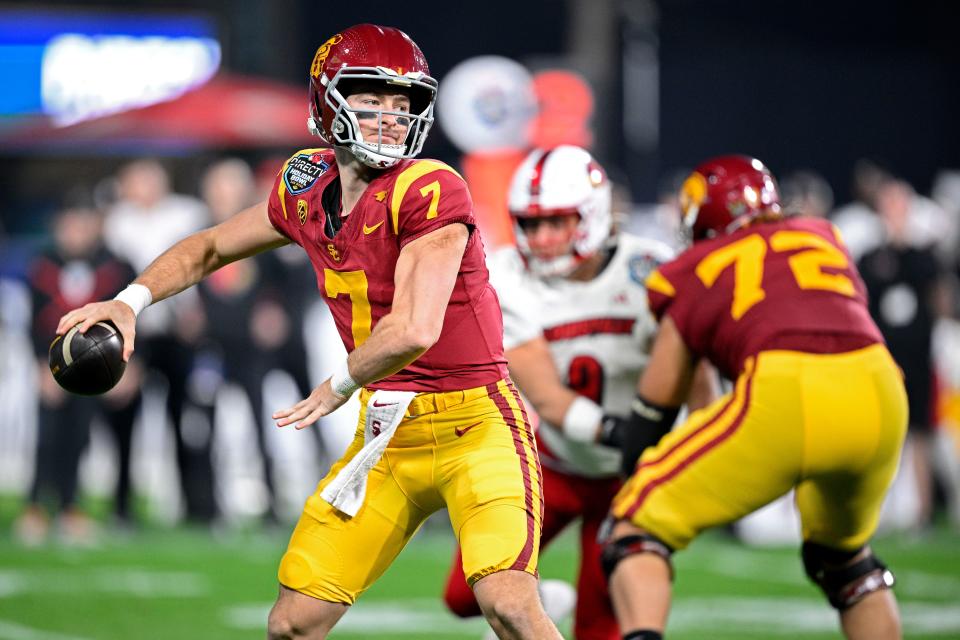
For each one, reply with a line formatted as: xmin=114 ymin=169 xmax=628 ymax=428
xmin=646 ymin=216 xmax=884 ymax=381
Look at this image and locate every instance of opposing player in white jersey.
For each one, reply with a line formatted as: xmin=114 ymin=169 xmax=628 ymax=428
xmin=443 ymin=145 xmax=714 ymax=640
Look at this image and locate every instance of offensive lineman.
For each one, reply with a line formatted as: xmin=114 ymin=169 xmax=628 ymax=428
xmin=603 ymin=155 xmax=906 ymax=640
xmin=56 ymin=24 xmax=560 ymax=640
xmin=443 ymin=146 xmax=714 ymax=640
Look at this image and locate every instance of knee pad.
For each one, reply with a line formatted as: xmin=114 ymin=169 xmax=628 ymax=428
xmin=601 ymin=533 xmax=674 ymax=582
xmin=801 ymin=542 xmax=896 ymax=610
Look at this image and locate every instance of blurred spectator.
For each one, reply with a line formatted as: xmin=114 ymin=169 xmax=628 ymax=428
xmin=858 ymin=179 xmax=947 ymax=530
xmin=780 ymin=169 xmax=833 ymax=218
xmin=13 ymin=199 xmax=141 ymax=545
xmin=196 ymin=158 xmax=319 ymax=523
xmin=624 ymin=168 xmax=688 ymax=249
xmin=931 ymin=169 xmax=960 ymax=270
xmin=831 ymin=158 xmax=891 ymax=260
xmin=102 ymin=159 xmax=218 ymax=523
xmin=833 ymin=159 xmax=953 ymax=262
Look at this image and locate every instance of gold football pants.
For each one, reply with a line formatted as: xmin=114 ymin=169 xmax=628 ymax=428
xmin=278 ymin=379 xmax=543 ymax=604
xmin=612 ymin=344 xmax=907 ymax=552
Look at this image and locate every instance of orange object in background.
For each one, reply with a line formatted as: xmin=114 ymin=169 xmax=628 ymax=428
xmin=529 ymin=70 xmax=594 ymax=150
xmin=462 ymin=150 xmax=526 ymax=250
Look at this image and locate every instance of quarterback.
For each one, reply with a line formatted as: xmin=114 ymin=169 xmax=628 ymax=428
xmin=602 ymin=156 xmax=907 ymax=640
xmin=443 ymin=146 xmax=714 ymax=640
xmin=56 ymin=24 xmax=560 ymax=640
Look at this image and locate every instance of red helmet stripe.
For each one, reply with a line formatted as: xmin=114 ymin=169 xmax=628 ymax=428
xmin=528 ymin=148 xmax=555 ymax=201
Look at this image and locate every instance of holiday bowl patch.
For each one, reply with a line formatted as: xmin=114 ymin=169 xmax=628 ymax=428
xmin=629 ymin=253 xmax=662 ymax=286
xmin=283 ymin=154 xmax=330 ymax=195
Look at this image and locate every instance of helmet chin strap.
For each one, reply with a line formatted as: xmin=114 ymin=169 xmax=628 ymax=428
xmin=349 ymin=142 xmax=407 ymax=169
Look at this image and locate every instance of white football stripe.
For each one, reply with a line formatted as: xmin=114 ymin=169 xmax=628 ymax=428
xmin=61 ymin=326 xmax=80 ymax=366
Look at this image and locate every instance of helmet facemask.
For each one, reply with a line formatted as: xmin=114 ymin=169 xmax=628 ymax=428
xmin=509 ymin=146 xmax=613 ymax=278
xmin=513 ymin=181 xmax=614 ymax=279
xmin=310 ymin=67 xmax=437 ymax=169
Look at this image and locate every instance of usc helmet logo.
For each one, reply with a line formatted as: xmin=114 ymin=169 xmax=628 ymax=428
xmin=311 ymin=34 xmax=343 ymax=78
xmin=679 ymin=171 xmax=708 ymax=217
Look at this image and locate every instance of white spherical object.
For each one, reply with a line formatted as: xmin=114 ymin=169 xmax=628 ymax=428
xmin=436 ymin=56 xmax=536 ymax=153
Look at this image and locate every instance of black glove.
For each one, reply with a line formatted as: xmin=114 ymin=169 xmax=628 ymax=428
xmin=611 ymin=395 xmax=680 ymax=477
xmin=598 ymin=414 xmax=628 ymax=448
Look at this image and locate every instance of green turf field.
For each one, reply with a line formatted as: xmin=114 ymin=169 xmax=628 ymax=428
xmin=1 ymin=510 xmax=958 ymax=639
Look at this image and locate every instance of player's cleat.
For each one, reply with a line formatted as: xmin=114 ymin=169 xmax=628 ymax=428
xmin=48 ymin=321 xmax=126 ymax=395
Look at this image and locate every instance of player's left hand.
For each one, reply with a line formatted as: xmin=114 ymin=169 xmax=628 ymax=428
xmin=273 ymin=378 xmax=348 ymax=430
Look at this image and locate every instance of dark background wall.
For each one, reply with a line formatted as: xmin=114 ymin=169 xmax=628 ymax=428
xmin=2 ymin=0 xmax=958 ymax=220
xmin=650 ymin=0 xmax=960 ymax=202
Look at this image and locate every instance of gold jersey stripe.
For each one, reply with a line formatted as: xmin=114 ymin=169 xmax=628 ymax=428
xmin=645 ymin=269 xmax=676 ymax=297
xmin=390 ymin=160 xmax=463 ymax=234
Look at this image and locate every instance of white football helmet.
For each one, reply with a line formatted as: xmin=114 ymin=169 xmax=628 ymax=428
xmin=508 ymin=145 xmax=613 ymax=277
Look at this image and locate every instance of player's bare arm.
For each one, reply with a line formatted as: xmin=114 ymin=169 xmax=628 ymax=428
xmin=607 ymin=316 xmax=694 ymax=474
xmin=506 ymin=336 xmax=582 ymax=423
xmin=637 ymin=316 xmax=694 ymax=406
xmin=273 ymin=222 xmax=469 ymax=430
xmin=56 ymin=200 xmax=289 ymax=360
xmin=686 ymin=359 xmax=721 ymax=412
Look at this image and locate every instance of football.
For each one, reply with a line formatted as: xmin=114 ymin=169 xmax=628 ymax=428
xmin=48 ymin=321 xmax=126 ymax=395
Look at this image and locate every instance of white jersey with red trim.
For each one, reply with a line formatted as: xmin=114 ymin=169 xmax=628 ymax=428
xmin=487 ymin=233 xmax=674 ymax=477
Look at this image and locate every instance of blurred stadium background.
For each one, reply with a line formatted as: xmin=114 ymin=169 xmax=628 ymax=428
xmin=1 ymin=0 xmax=959 ymax=638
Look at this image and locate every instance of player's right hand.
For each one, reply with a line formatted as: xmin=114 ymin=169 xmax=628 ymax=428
xmin=56 ymin=300 xmax=137 ymax=361
xmin=273 ymin=378 xmax=348 ymax=430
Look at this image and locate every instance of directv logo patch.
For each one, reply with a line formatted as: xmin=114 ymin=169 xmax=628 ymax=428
xmin=284 ymin=154 xmax=330 ymax=194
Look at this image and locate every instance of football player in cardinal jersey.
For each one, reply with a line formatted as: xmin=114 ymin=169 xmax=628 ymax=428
xmin=55 ymin=24 xmax=561 ymax=640
xmin=603 ymin=156 xmax=906 ymax=640
xmin=442 ymin=145 xmax=716 ymax=640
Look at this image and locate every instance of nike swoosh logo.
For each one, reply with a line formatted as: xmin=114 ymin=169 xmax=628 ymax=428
xmin=363 ymin=220 xmax=385 ymax=235
xmin=455 ymin=421 xmax=483 ymax=437
xmin=372 ymin=400 xmax=398 ymax=407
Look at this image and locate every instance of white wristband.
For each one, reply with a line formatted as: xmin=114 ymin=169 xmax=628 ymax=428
xmin=562 ymin=396 xmax=605 ymax=443
xmin=330 ymin=359 xmax=360 ymax=398
xmin=113 ymin=284 xmax=153 ymax=317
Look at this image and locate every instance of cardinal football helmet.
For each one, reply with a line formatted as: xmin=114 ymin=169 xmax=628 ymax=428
xmin=679 ymin=155 xmax=782 ymax=241
xmin=508 ymin=145 xmax=612 ymax=277
xmin=307 ymin=24 xmax=437 ymax=168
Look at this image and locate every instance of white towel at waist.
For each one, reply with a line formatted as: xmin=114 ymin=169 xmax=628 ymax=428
xmin=320 ymin=390 xmax=416 ymax=517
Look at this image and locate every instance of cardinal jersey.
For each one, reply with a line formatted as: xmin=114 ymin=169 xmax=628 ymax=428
xmin=646 ymin=216 xmax=884 ymax=380
xmin=268 ymin=148 xmax=508 ymax=391
xmin=488 ymin=234 xmax=673 ymax=477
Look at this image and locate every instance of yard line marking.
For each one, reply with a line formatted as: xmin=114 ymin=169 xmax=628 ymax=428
xmin=896 ymin=570 xmax=960 ymax=599
xmin=0 ymin=569 xmax=209 ymax=598
xmin=224 ymin=600 xmax=489 ymax=635
xmin=668 ymin=597 xmax=960 ymax=634
xmin=0 ymin=619 xmax=92 ymax=640
xmin=704 ymin=552 xmax=960 ymax=600
xmin=225 ymin=597 xmax=960 ymax=635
